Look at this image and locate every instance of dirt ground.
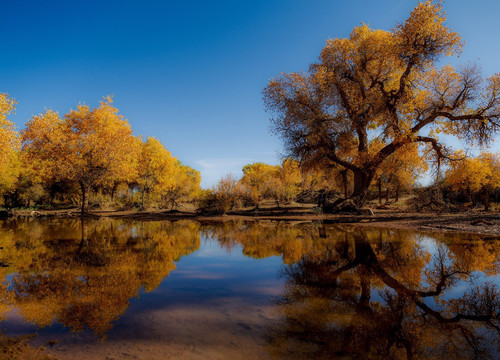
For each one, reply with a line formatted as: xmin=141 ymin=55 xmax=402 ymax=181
xmin=0 ymin=334 xmax=57 ymax=360
xmin=11 ymin=204 xmax=500 ymax=236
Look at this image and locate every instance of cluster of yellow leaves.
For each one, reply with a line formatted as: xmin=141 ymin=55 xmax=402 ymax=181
xmin=445 ymin=152 xmax=500 ymax=193
xmin=137 ymin=137 xmax=200 ymax=209
xmin=374 ymin=143 xmax=428 ymax=192
xmin=0 ymin=93 xmax=20 ymax=194
xmin=22 ymin=98 xmax=136 ymax=191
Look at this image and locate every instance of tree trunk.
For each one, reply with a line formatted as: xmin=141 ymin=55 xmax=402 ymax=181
xmin=483 ymin=187 xmax=490 ymax=211
xmin=378 ymin=180 xmax=382 ymax=204
xmin=395 ymin=184 xmax=400 ymax=203
xmin=111 ymin=183 xmax=117 ymax=202
xmin=385 ymin=188 xmax=389 ymax=204
xmin=341 ymin=170 xmax=349 ymax=200
xmin=80 ymin=181 xmax=88 ymax=216
xmin=141 ymin=189 xmax=145 ymax=210
xmin=350 ymin=169 xmax=375 ymax=207
xmin=466 ymin=187 xmax=473 ymax=207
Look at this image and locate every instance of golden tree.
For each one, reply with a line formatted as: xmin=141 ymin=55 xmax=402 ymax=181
xmin=240 ymin=162 xmax=278 ymax=206
xmin=136 ymin=137 xmax=176 ymax=209
xmin=161 ymin=161 xmax=201 ymax=210
xmin=263 ymin=1 xmax=500 ymax=207
xmin=0 ymin=93 xmax=20 ymax=200
xmin=21 ymin=97 xmax=137 ymax=214
xmin=269 ymin=159 xmax=302 ymax=206
xmin=445 ymin=152 xmax=500 ymax=210
xmin=100 ymin=135 xmax=141 ymax=202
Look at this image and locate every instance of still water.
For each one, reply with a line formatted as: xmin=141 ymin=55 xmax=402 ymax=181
xmin=0 ymin=218 xmax=498 ymax=359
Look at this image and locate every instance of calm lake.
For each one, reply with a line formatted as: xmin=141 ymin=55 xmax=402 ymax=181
xmin=0 ymin=218 xmax=498 ymax=359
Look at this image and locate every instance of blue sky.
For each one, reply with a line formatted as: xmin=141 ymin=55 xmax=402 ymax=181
xmin=1 ymin=0 xmax=499 ymax=187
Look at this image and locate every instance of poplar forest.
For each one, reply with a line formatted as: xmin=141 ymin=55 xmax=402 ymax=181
xmin=0 ymin=2 xmax=498 ymax=360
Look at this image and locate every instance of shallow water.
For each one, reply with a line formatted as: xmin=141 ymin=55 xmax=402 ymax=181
xmin=0 ymin=218 xmax=498 ymax=359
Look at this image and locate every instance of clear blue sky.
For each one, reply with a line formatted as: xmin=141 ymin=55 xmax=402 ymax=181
xmin=1 ymin=0 xmax=499 ymax=187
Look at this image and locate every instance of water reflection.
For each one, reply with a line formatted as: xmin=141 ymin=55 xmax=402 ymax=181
xmin=203 ymin=222 xmax=499 ymax=359
xmin=0 ymin=218 xmax=200 ymax=337
xmin=0 ymin=219 xmax=497 ymax=359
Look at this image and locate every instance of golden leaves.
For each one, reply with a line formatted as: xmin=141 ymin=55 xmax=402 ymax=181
xmin=445 ymin=152 xmax=500 ymax=193
xmin=0 ymin=93 xmax=20 ymax=194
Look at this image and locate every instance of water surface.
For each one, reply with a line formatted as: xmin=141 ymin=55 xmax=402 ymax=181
xmin=0 ymin=218 xmax=498 ymax=359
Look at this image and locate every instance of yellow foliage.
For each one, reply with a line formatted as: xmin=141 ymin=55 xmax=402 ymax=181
xmin=21 ymin=97 xmax=137 ymax=213
xmin=445 ymin=152 xmax=500 ymax=210
xmin=0 ymin=93 xmax=20 ymax=195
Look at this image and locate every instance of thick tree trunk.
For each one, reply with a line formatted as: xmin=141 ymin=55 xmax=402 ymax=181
xmin=350 ymin=169 xmax=375 ymax=207
xmin=385 ymin=188 xmax=389 ymax=204
xmin=395 ymin=184 xmax=400 ymax=203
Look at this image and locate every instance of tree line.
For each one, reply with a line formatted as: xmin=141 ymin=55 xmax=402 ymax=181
xmin=0 ymin=96 xmax=200 ymax=214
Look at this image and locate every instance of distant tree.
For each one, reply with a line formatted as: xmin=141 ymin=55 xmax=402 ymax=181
xmin=445 ymin=152 xmax=500 ymax=210
xmin=136 ymin=137 xmax=176 ymax=209
xmin=161 ymin=162 xmax=201 ymax=211
xmin=21 ymin=97 xmax=137 ymax=214
xmin=198 ymin=173 xmax=241 ymax=214
xmin=269 ymin=159 xmax=302 ymax=206
xmin=240 ymin=162 xmax=277 ymax=206
xmin=263 ymin=1 xmax=500 ymax=207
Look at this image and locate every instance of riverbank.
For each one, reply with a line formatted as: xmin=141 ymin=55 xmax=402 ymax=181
xmin=8 ymin=207 xmax=500 ymax=237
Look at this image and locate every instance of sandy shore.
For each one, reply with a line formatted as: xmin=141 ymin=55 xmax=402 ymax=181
xmin=10 ymin=208 xmax=500 ymax=236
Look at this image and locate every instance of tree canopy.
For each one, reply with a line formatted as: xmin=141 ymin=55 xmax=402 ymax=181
xmin=22 ymin=97 xmax=137 ymax=214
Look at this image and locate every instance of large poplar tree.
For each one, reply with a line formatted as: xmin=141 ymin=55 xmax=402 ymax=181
xmin=263 ymin=1 xmax=500 ymax=206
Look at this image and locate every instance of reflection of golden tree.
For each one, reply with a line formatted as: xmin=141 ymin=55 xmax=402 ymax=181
xmin=0 ymin=218 xmax=200 ymax=337
xmin=251 ymin=226 xmax=499 ymax=360
xmin=203 ymin=221 xmax=499 ymax=359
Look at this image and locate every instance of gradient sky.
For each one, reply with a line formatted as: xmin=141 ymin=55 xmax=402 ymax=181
xmin=1 ymin=0 xmax=499 ymax=186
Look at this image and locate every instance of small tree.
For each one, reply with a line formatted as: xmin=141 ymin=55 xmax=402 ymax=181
xmin=373 ymin=143 xmax=428 ymax=203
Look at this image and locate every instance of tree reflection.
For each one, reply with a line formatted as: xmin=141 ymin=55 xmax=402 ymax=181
xmin=240 ymin=225 xmax=499 ymax=360
xmin=0 ymin=218 xmax=200 ymax=337
xmin=0 ymin=219 xmax=498 ymax=358
xmin=203 ymin=221 xmax=499 ymax=358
